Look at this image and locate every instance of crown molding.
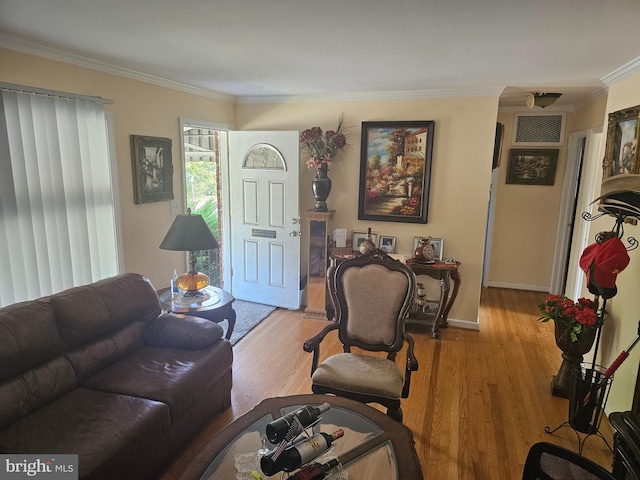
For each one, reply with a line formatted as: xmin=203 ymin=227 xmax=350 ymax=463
xmin=601 ymin=55 xmax=640 ymax=86
xmin=0 ymin=32 xmax=236 ymax=104
xmin=236 ymin=87 xmax=506 ymax=104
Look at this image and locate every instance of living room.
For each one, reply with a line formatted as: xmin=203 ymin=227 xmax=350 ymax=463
xmin=2 ymin=2 xmax=640 ymax=478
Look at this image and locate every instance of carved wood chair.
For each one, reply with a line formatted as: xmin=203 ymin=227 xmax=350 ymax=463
xmin=303 ymin=249 xmax=418 ymax=422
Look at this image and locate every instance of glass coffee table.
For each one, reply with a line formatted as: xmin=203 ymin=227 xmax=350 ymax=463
xmin=176 ymin=394 xmax=423 ymax=479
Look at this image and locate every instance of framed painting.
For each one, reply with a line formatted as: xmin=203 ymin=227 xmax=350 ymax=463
xmin=358 ymin=121 xmax=435 ymax=223
xmin=131 ymin=135 xmax=174 ymax=204
xmin=506 ymin=149 xmax=559 ymax=186
xmin=352 ymin=231 xmax=379 ymax=251
xmin=602 ymin=104 xmax=640 ymax=180
xmin=379 ymin=235 xmax=396 ymax=254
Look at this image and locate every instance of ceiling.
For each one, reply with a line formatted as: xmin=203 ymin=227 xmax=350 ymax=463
xmin=1 ymin=0 xmax=640 ymax=108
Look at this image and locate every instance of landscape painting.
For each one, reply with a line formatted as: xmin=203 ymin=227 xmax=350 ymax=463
xmin=358 ymin=121 xmax=434 ymax=223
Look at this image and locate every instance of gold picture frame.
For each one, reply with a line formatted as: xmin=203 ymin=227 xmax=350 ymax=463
xmin=602 ymin=104 xmax=640 ymax=180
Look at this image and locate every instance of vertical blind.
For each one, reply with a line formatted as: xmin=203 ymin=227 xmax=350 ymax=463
xmin=0 ymin=88 xmax=119 ymax=306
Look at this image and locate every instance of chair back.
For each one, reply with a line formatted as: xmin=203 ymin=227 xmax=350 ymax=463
xmin=328 ymin=250 xmax=416 ymax=353
xmin=522 ymin=442 xmax=616 ymax=480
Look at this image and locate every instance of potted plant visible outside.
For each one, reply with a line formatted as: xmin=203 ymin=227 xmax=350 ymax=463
xmin=538 ymin=295 xmax=602 ymax=398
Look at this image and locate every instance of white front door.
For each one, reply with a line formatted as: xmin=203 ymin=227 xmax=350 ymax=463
xmin=228 ymin=131 xmax=300 ymax=309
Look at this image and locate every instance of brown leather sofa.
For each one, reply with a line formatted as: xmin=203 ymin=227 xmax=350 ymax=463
xmin=0 ymin=273 xmax=233 ymax=479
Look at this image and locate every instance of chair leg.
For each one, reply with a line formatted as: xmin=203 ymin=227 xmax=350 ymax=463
xmin=387 ymin=407 xmax=403 ymax=422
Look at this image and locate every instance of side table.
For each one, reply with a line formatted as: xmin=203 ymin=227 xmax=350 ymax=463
xmin=405 ymin=259 xmax=461 ymax=338
xmin=157 ymin=285 xmax=236 ymax=341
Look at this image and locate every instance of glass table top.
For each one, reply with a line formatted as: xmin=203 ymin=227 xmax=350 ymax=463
xmin=198 ymin=403 xmax=398 ymax=479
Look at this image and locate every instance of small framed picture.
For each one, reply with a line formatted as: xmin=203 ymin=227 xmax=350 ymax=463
xmin=352 ymin=231 xmax=379 ymax=251
xmin=379 ymin=235 xmax=396 ymax=254
xmin=603 ymin=104 xmax=640 ymax=180
xmin=424 ymin=300 xmax=440 ymax=315
xmin=131 ymin=135 xmax=174 ymax=204
xmin=505 ymin=149 xmax=559 ymax=186
xmin=413 ymin=236 xmax=444 ymax=261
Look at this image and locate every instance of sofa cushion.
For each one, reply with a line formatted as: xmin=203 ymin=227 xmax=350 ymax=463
xmin=50 ymin=273 xmax=161 ymax=350
xmin=84 ymin=341 xmax=233 ymax=422
xmin=0 ymin=387 xmax=171 ymax=479
xmin=144 ymin=313 xmax=224 ymax=350
xmin=0 ymin=300 xmax=64 ymax=382
xmin=0 ymin=300 xmax=78 ymax=429
xmin=66 ymin=321 xmax=146 ymax=383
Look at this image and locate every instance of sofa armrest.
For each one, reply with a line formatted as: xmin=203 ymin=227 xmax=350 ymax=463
xmin=144 ymin=313 xmax=224 ymax=350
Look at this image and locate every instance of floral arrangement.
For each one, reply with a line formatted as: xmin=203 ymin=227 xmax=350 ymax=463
xmin=538 ymin=295 xmax=600 ymax=342
xmin=300 ymin=114 xmax=348 ymax=170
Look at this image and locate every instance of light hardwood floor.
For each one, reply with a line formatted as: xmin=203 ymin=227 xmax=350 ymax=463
xmin=160 ymin=287 xmax=615 ymax=479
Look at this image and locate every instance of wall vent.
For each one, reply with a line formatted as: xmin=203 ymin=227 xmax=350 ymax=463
xmin=512 ymin=112 xmax=565 ymax=146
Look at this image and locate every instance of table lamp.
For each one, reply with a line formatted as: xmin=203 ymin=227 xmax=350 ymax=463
xmin=159 ymin=209 xmax=219 ymax=296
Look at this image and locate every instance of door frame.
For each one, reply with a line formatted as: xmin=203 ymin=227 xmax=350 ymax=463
xmin=179 ymin=118 xmax=234 ymax=288
xmin=550 ymin=128 xmax=603 ymax=297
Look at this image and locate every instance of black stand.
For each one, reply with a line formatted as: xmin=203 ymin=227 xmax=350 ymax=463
xmin=545 ymin=363 xmax=614 ymax=454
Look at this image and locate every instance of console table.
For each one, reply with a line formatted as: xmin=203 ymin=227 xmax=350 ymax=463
xmin=405 ymin=259 xmax=461 ymax=338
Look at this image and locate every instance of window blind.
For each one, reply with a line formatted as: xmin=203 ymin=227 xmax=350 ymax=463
xmin=0 ymin=88 xmax=119 ymax=306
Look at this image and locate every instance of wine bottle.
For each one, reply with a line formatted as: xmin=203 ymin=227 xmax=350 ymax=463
xmin=265 ymin=402 xmax=330 ymax=443
xmin=261 ymin=429 xmax=344 ymax=476
xmin=359 ymin=227 xmax=376 ymax=254
xmin=285 ymin=458 xmax=340 ymax=480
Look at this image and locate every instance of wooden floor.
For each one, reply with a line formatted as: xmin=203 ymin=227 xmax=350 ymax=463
xmin=159 ymin=287 xmax=615 ymax=479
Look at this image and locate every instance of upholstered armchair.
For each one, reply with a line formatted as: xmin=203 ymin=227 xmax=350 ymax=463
xmin=303 ymin=249 xmax=418 ymax=422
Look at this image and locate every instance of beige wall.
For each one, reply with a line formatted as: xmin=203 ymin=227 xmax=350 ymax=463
xmin=237 ymin=98 xmax=499 ymax=325
xmin=2 ymin=48 xmax=498 ymax=326
xmin=488 ymin=111 xmax=567 ymax=290
xmin=585 ymin=72 xmax=640 ymax=413
xmin=489 ymin=97 xmax=608 ymax=291
xmin=0 ymin=48 xmax=235 ymax=290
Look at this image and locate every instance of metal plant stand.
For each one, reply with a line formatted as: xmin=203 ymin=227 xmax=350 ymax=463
xmin=545 ymin=363 xmax=614 ymax=454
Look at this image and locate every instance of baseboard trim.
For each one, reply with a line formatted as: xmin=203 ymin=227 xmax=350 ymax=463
xmin=447 ymin=318 xmax=480 ymax=331
xmin=485 ymin=281 xmax=549 ymax=292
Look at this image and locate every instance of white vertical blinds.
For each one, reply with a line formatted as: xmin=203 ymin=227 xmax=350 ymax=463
xmin=0 ymin=89 xmax=119 ymax=306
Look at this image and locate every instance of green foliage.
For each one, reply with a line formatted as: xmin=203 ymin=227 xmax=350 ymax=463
xmin=185 ymin=161 xmax=221 ymax=287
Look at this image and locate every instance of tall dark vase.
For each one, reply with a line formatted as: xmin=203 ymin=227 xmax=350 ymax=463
xmin=312 ymin=164 xmax=332 ymax=212
xmin=551 ymin=320 xmax=598 ymax=399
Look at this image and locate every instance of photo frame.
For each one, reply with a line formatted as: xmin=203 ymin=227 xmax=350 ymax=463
xmin=602 ymin=104 xmax=640 ymax=180
xmin=131 ymin=135 xmax=174 ymax=204
xmin=413 ymin=236 xmax=444 ymax=261
xmin=506 ymin=149 xmax=559 ymax=186
xmin=379 ymin=235 xmax=396 ymax=254
xmin=352 ymin=231 xmax=379 ymax=251
xmin=358 ymin=121 xmax=435 ymax=223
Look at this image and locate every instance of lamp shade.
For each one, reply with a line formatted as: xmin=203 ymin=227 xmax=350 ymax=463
xmin=159 ymin=213 xmax=219 ymax=252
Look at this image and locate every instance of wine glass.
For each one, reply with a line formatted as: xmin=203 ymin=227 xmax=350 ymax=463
xmin=257 ymin=434 xmax=270 ymax=456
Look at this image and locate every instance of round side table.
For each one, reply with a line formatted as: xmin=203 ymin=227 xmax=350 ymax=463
xmin=157 ymin=285 xmax=236 ymax=341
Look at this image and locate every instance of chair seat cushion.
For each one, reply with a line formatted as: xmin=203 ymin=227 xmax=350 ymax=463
xmin=311 ymin=353 xmax=404 ymax=399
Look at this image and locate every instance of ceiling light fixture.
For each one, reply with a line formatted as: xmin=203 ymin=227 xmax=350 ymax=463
xmin=526 ymin=92 xmax=562 ymax=109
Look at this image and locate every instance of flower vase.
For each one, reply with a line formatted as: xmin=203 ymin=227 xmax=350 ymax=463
xmin=312 ymin=164 xmax=332 ymax=212
xmin=551 ymin=320 xmax=598 ymax=399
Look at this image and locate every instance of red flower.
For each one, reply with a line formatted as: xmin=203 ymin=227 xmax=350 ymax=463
xmin=538 ymin=294 xmax=601 ymax=342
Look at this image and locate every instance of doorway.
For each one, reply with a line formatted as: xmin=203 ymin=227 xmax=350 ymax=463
xmin=551 ymin=129 xmax=603 ymax=298
xmin=180 ymin=119 xmax=231 ymax=288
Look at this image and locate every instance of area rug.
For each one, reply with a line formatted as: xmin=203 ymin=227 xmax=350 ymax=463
xmin=229 ymin=300 xmax=276 ymax=346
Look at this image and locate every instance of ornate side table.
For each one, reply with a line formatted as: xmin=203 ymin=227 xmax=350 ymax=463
xmin=405 ymin=259 xmax=461 ymax=338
